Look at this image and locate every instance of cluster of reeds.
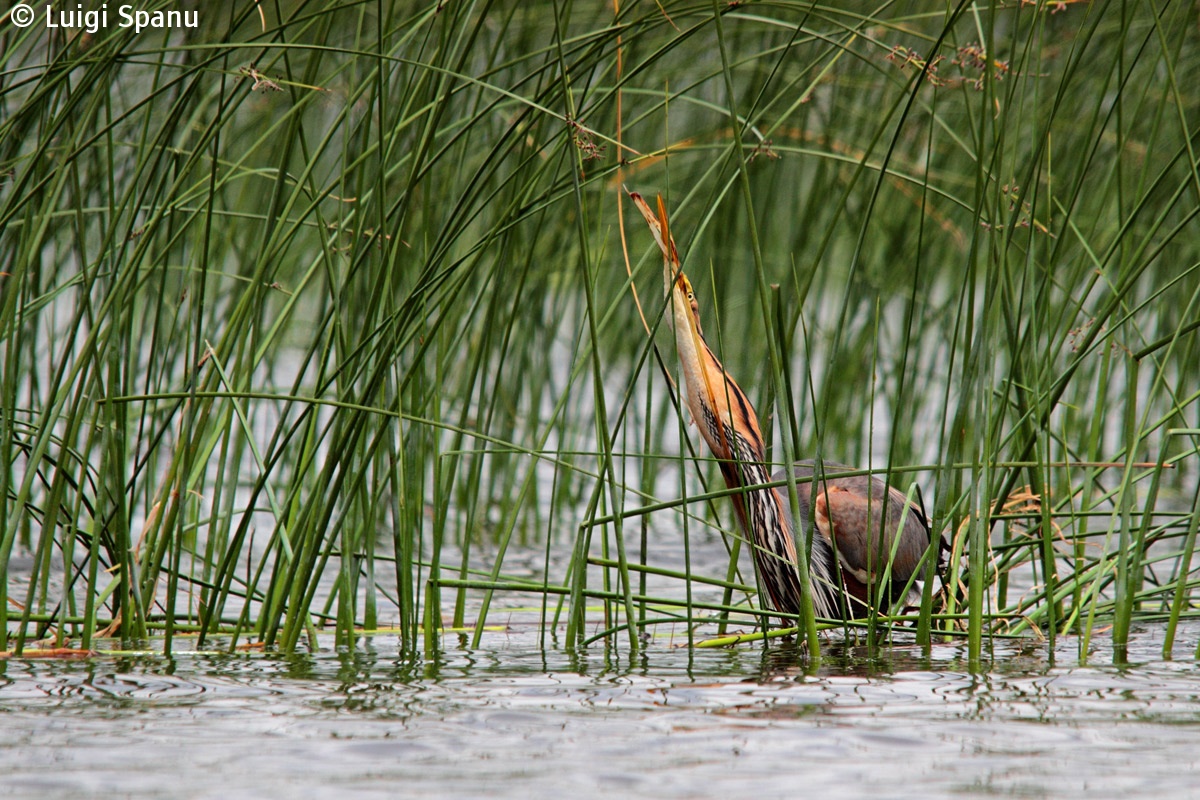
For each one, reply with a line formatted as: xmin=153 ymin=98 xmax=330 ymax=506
xmin=1 ymin=1 xmax=1197 ymax=663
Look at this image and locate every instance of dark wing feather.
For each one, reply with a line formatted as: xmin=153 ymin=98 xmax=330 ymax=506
xmin=773 ymin=460 xmax=930 ymax=586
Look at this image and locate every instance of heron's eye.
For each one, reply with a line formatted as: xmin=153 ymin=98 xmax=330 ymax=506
xmin=687 ymin=292 xmax=694 ymax=302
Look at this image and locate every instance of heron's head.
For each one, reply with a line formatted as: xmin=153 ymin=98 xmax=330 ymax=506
xmin=628 ymin=189 xmax=763 ymax=464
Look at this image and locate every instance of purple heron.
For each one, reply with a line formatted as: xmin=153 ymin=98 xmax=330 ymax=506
xmin=630 ymin=192 xmax=931 ymax=623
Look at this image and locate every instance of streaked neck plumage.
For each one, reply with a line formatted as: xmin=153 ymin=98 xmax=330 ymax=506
xmin=665 ymin=274 xmax=834 ymax=620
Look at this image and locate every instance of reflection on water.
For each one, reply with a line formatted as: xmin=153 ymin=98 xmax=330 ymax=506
xmin=2 ymin=625 xmax=1199 ymax=799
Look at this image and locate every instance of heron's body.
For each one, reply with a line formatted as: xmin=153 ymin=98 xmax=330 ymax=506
xmin=630 ymin=191 xmax=931 ymax=624
xmin=772 ymin=461 xmax=928 ymax=620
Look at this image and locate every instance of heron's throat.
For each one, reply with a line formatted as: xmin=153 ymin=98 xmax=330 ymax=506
xmin=673 ymin=330 xmax=766 ymax=472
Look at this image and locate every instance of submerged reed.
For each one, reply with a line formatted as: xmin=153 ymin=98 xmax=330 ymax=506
xmin=2 ymin=1 xmax=1197 ymax=663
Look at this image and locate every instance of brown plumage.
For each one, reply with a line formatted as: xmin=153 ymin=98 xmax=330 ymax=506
xmin=630 ymin=190 xmax=932 ymax=623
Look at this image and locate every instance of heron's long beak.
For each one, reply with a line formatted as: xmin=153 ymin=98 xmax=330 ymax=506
xmin=627 ymin=191 xmax=700 ymax=344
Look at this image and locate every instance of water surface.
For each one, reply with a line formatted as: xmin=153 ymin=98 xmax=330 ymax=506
xmin=3 ymin=623 xmax=1199 ymax=799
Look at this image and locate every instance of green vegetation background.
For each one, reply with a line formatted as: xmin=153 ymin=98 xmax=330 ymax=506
xmin=2 ymin=1 xmax=1197 ymax=661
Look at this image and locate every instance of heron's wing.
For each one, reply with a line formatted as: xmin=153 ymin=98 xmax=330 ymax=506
xmin=812 ymin=479 xmax=928 ymax=584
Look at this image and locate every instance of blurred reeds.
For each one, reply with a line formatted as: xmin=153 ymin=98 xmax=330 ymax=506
xmin=2 ymin=1 xmax=1198 ymax=663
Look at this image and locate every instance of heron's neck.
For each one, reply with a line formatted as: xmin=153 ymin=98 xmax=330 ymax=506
xmin=679 ymin=336 xmax=839 ymax=618
xmin=709 ymin=416 xmax=787 ymax=536
xmin=707 ymin=411 xmax=806 ymax=616
xmin=679 ymin=337 xmax=780 ymax=532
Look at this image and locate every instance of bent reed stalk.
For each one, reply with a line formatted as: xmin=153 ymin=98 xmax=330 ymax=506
xmin=1 ymin=2 xmax=1198 ymax=662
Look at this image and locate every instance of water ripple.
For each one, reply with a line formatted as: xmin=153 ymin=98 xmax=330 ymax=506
xmin=3 ymin=626 xmax=1200 ymax=799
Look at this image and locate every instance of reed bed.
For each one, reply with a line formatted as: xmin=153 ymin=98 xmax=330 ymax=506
xmin=2 ymin=1 xmax=1197 ymax=664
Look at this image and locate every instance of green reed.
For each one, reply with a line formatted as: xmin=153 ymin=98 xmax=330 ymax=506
xmin=1 ymin=1 xmax=1197 ymax=664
